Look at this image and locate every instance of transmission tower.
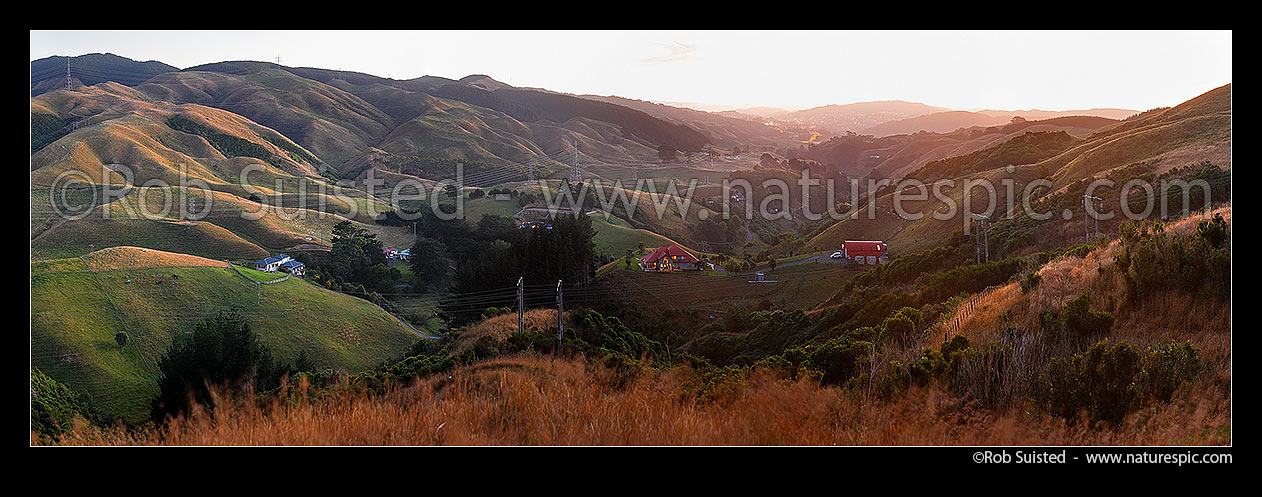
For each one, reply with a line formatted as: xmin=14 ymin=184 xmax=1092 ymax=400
xmin=65 ymin=57 xmax=72 ymax=90
xmin=971 ymin=214 xmax=990 ymax=264
xmin=1083 ymin=195 xmax=1103 ymax=242
xmin=569 ymin=144 xmax=582 ymax=183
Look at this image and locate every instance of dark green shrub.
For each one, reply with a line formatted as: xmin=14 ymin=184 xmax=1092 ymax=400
xmin=1037 ymin=339 xmax=1203 ymax=423
xmin=1136 ymin=341 xmax=1204 ymax=403
xmin=359 ymin=352 xmax=457 ymax=390
xmin=568 ymin=308 xmax=660 ymax=360
xmin=1039 ymin=290 xmax=1113 ymax=342
xmin=881 ymin=313 xmax=917 ymax=345
xmin=806 ymin=336 xmax=872 ymax=386
xmin=1060 ymin=290 xmax=1114 ymax=340
xmin=941 ymin=334 xmax=971 ymax=356
xmin=679 ymin=364 xmax=749 ymax=404
xmin=469 ymin=335 xmax=501 ymax=361
xmin=1020 ymin=271 xmax=1042 ymax=293
xmin=1115 ymin=215 xmax=1230 ymax=303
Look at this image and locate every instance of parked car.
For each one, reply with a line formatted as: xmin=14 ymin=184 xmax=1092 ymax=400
xmin=830 ymin=250 xmax=844 ymax=259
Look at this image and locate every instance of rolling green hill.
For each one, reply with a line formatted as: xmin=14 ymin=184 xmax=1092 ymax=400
xmin=591 ymin=214 xmax=695 ymax=259
xmin=31 ymin=247 xmax=419 ymax=424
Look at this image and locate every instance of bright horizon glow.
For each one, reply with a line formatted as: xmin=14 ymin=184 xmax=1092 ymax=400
xmin=30 ymin=30 xmax=1232 ymax=112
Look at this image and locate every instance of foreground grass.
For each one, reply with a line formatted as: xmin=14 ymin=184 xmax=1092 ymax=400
xmin=44 ymin=353 xmax=1229 ymax=446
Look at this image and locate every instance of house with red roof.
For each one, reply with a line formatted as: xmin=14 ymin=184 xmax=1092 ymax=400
xmin=640 ymin=245 xmax=702 ymax=272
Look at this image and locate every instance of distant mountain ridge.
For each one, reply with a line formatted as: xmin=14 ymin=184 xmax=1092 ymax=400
xmin=776 ymin=100 xmax=951 ymax=134
xmin=31 ymin=53 xmax=178 ymax=96
xmin=861 ymin=108 xmax=1139 ymax=137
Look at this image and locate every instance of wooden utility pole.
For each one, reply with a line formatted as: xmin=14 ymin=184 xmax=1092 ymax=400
xmin=517 ymin=277 xmax=524 ymax=336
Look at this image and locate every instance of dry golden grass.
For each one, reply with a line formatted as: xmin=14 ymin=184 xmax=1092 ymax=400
xmin=928 ymin=206 xmax=1231 ymax=438
xmin=454 ymin=309 xmax=562 ymax=354
xmin=81 ymin=246 xmax=226 ymax=272
xmin=43 ymin=352 xmax=1229 ymax=446
xmin=940 ymin=206 xmax=1231 ymax=347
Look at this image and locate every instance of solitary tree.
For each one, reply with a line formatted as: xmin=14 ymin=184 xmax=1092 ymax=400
xmin=409 ymin=237 xmax=451 ymax=291
xmin=150 ymin=312 xmax=287 ymax=422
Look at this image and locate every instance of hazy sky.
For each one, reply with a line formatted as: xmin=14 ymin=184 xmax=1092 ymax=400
xmin=30 ymin=30 xmax=1232 ymax=112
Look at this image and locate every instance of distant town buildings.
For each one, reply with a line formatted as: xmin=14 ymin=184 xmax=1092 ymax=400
xmin=384 ymin=248 xmax=411 ymax=261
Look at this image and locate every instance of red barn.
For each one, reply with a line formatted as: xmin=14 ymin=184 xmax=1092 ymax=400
xmin=842 ymin=240 xmax=888 ymax=264
xmin=640 ymin=245 xmax=701 ymax=272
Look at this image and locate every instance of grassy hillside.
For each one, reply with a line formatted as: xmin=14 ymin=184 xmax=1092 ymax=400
xmin=807 ymin=85 xmax=1231 ymax=257
xmin=31 ymin=185 xmax=405 ymax=260
xmin=175 ymin=62 xmax=706 ymax=175
xmin=31 ymin=83 xmax=321 ymax=181
xmin=796 ymin=114 xmax=1116 ymax=182
xmin=577 ymin=95 xmax=799 ymax=150
xmin=138 ymin=69 xmax=392 ymax=166
xmin=32 ymin=216 xmax=269 ymax=261
xmin=905 ymin=131 xmax=1078 ymax=182
xmin=590 ymin=214 xmax=692 ymax=258
xmin=31 ymin=247 xmax=418 ymax=424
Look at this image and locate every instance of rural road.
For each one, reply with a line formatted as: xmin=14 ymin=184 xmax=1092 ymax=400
xmin=774 ymin=252 xmax=851 ymax=269
xmin=710 ymin=251 xmax=851 ymax=277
